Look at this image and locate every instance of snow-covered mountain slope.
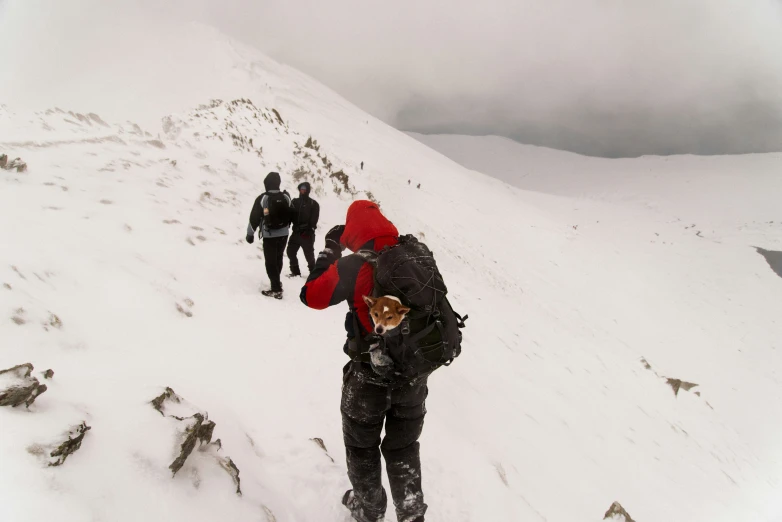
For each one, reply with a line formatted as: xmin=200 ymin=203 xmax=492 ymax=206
xmin=410 ymin=132 xmax=782 ymax=226
xmin=2 ymin=23 xmax=782 ymax=522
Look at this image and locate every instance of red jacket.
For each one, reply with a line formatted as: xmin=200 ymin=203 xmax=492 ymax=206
xmin=300 ymin=201 xmax=398 ymax=336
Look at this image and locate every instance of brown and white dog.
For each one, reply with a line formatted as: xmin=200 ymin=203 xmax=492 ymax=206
xmin=363 ymin=295 xmax=411 ymax=335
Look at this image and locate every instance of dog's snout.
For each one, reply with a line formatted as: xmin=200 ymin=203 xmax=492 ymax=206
xmin=374 ymin=326 xmax=385 ymax=335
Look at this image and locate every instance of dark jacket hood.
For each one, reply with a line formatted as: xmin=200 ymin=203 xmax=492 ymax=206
xmin=342 ymin=200 xmax=398 ymax=253
xmin=264 ymin=171 xmax=281 ymax=191
xmin=297 ymin=182 xmax=311 ymax=198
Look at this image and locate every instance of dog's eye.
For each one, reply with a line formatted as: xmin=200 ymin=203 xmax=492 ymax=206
xmin=386 ymin=316 xmax=393 ymax=321
xmin=372 ymin=312 xmax=378 ymax=317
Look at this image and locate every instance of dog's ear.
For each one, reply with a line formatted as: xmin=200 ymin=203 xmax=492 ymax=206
xmin=397 ymin=306 xmax=411 ymax=316
xmin=363 ymin=295 xmax=376 ymax=307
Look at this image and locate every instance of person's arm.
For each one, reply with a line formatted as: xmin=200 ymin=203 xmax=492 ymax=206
xmin=246 ymin=195 xmax=264 ymax=243
xmin=310 ymin=200 xmax=320 ymax=232
xmin=300 ymin=225 xmax=350 ymax=308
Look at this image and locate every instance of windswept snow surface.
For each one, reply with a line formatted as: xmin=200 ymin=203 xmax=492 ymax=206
xmin=2 ymin=22 xmax=782 ymax=522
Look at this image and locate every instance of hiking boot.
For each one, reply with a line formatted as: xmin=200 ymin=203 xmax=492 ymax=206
xmin=286 ymin=272 xmax=302 ymax=278
xmin=261 ymin=289 xmax=283 ymax=300
xmin=342 ymin=490 xmax=384 ymax=522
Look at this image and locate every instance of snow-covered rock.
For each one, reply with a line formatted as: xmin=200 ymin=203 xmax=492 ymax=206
xmin=0 ymin=363 xmax=47 ymax=408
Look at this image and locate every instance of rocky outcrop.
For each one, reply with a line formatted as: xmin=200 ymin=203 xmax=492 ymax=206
xmin=755 ymin=247 xmax=782 ymax=279
xmin=169 ymin=413 xmax=216 ymax=475
xmin=218 ymin=456 xmax=242 ymax=495
xmin=49 ymin=422 xmax=91 ymax=466
xmin=665 ymin=378 xmax=698 ymax=397
xmin=150 ymin=387 xmax=242 ymax=495
xmin=0 ymin=154 xmax=28 ymax=173
xmin=0 ymin=363 xmax=48 ymax=407
xmin=604 ymin=501 xmax=635 ymax=522
xmin=639 ymin=358 xmax=700 ymax=399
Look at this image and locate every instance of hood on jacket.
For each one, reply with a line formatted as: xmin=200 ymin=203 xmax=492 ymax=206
xmin=297 ymin=182 xmax=311 ymax=198
xmin=342 ymin=200 xmax=398 ymax=252
xmin=264 ymin=171 xmax=281 ymax=191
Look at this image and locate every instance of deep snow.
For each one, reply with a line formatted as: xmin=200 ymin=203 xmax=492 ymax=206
xmin=1 ymin=22 xmax=781 ymax=522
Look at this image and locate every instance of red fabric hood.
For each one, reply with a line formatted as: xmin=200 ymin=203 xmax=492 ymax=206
xmin=342 ymin=200 xmax=398 ymax=252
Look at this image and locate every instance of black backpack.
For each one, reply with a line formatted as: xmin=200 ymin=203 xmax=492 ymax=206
xmin=263 ymin=191 xmax=291 ymax=230
xmin=358 ymin=235 xmax=468 ymax=381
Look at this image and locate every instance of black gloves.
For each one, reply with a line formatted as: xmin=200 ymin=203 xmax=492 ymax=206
xmin=325 ymin=225 xmax=345 ymax=252
xmin=246 ymin=234 xmax=254 ymax=244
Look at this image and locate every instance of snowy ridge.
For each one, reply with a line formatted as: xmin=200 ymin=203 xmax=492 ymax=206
xmin=2 ymin=23 xmax=782 ymax=522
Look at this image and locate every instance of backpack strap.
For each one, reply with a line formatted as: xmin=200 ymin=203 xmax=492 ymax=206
xmin=444 ymin=297 xmax=468 ymax=328
xmin=356 ymin=249 xmax=378 ymax=266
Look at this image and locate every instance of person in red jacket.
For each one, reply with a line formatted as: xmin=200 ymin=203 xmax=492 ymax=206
xmin=300 ymin=200 xmax=427 ymax=522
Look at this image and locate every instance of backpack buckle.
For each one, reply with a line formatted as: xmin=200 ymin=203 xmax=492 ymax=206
xmin=401 ymin=320 xmax=410 ymax=336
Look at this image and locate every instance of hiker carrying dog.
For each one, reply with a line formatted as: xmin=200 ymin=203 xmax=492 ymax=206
xmin=287 ymin=181 xmax=320 ymax=277
xmin=245 ymin=171 xmax=291 ymax=299
xmin=300 ymin=200 xmax=466 ymax=522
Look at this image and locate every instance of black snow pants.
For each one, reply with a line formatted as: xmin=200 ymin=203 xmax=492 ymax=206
xmin=286 ymin=232 xmax=316 ymax=275
xmin=262 ymin=235 xmax=288 ymax=292
xmin=341 ymin=361 xmax=428 ymax=522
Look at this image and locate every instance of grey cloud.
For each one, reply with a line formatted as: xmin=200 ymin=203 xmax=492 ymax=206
xmin=2 ymin=0 xmax=782 ymax=157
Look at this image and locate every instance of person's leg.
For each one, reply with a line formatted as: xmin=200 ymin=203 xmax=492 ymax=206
xmin=287 ymin=233 xmax=302 ymax=276
xmin=302 ymin=233 xmax=316 ymax=273
xmin=262 ymin=238 xmax=278 ymax=291
xmin=264 ymin=236 xmax=286 ymax=292
xmin=382 ymin=378 xmax=428 ymax=522
xmin=275 ymin=235 xmax=288 ymax=284
xmin=341 ymin=364 xmax=390 ymax=521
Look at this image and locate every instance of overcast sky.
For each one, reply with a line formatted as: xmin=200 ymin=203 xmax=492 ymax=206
xmin=2 ymin=0 xmax=782 ymax=157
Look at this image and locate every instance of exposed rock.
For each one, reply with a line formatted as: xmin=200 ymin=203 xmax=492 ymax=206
xmin=1 ymin=154 xmax=28 ymax=173
xmin=640 ymin=358 xmax=701 ymax=400
xmin=9 ymin=159 xmax=27 ymax=173
xmin=150 ymin=386 xmax=181 ymax=415
xmin=271 ymin=108 xmax=284 ymax=126
xmin=169 ymin=413 xmax=216 ymax=475
xmin=666 ymin=378 xmax=698 ymax=397
xmin=49 ymin=422 xmax=91 ymax=466
xmin=755 ymin=247 xmax=782 ymax=279
xmin=151 ymin=387 xmax=242 ymax=495
xmin=0 ymin=363 xmax=48 ymax=407
xmin=88 ymin=113 xmax=109 ymax=127
xmin=42 ymin=369 xmax=54 ymax=379
xmin=330 ymin=169 xmax=355 ymax=196
xmin=218 ymin=456 xmax=242 ymax=496
xmin=364 ymin=191 xmax=379 ymax=206
xmin=48 ymin=313 xmax=63 ymax=329
xmin=310 ymin=437 xmax=335 ymax=463
xmin=604 ymin=501 xmax=635 ymax=522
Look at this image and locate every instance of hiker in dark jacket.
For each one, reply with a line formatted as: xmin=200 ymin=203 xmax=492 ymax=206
xmin=300 ymin=201 xmax=428 ymax=522
xmin=246 ymin=172 xmax=292 ymax=299
xmin=286 ymin=182 xmax=320 ymax=276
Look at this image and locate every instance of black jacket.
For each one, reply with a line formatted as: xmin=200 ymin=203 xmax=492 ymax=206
xmin=290 ymin=182 xmax=320 ymax=233
xmin=247 ymin=172 xmax=291 ymax=239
